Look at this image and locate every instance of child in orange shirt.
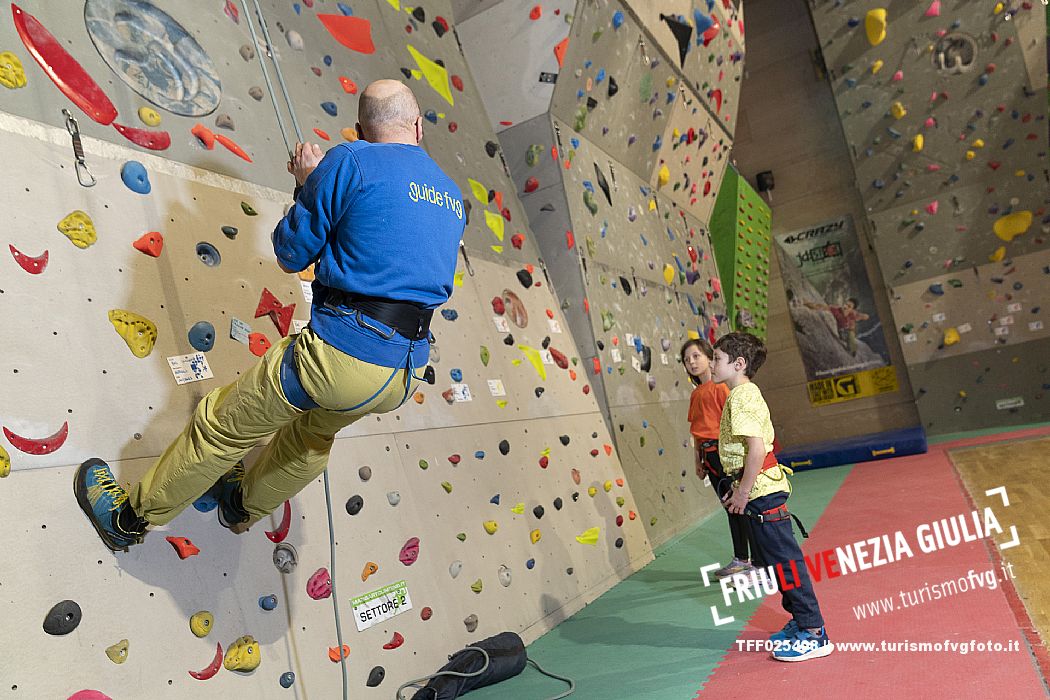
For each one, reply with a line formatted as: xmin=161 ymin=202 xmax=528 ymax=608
xmin=682 ymin=338 xmax=754 ymax=578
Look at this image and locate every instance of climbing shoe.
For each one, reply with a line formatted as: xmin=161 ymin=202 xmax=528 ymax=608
xmin=211 ymin=463 xmax=251 ymax=532
xmin=74 ymin=458 xmax=147 ymax=552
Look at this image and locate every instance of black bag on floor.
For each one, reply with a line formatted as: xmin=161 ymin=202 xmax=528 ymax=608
xmin=410 ymin=631 xmax=528 ymax=700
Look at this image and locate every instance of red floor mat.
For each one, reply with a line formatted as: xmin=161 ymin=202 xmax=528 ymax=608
xmin=698 ymin=428 xmax=1050 ymax=699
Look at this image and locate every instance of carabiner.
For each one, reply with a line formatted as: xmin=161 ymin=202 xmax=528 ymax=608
xmin=62 ymin=109 xmax=96 ymax=187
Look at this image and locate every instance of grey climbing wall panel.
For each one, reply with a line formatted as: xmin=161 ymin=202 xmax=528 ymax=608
xmin=806 ymin=0 xmax=1050 ymax=433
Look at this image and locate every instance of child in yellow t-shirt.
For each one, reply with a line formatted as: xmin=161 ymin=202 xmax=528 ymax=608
xmin=712 ymin=331 xmax=832 ymax=662
xmin=681 ymin=338 xmax=754 ymax=579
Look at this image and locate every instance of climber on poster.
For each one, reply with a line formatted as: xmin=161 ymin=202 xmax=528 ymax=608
xmin=803 ymin=298 xmax=870 ymax=356
xmin=74 ymin=80 xmax=467 ymax=552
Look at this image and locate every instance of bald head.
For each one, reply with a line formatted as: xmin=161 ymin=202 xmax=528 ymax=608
xmin=357 ymin=80 xmax=422 ymax=144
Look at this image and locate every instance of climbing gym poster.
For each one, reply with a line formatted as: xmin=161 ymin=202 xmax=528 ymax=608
xmin=773 ymin=216 xmax=898 ymax=406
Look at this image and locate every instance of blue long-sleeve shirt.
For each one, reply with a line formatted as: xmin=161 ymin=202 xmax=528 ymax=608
xmin=273 ymin=141 xmax=465 ymax=368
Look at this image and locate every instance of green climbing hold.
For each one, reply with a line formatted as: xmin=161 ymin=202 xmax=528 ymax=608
xmin=573 ymin=105 xmax=587 ymax=131
xmin=419 ymin=459 xmax=429 ymax=470
xmin=601 ymin=311 xmax=615 ymax=332
xmin=457 ymin=532 xmax=467 ymax=541
xmin=585 ymin=237 xmax=598 ymax=257
xmin=583 ymin=190 xmax=598 ymax=215
xmin=650 ymin=517 xmax=657 ymax=526
xmin=616 ymin=496 xmax=625 ymax=507
xmin=441 ymin=481 xmax=453 ymax=493
xmin=480 ymin=346 xmax=490 ymax=367
xmin=241 ymin=202 xmax=257 ymax=216
xmin=526 ymin=144 xmax=543 ymax=167
xmin=947 ymin=279 xmax=963 ymax=288
xmin=471 ymin=578 xmax=483 ymax=593
xmin=639 ymin=436 xmax=646 ymax=447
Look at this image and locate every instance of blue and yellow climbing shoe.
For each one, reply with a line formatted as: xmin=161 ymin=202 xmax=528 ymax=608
xmin=211 ymin=462 xmax=250 ymax=532
xmin=74 ymin=458 xmax=147 ymax=552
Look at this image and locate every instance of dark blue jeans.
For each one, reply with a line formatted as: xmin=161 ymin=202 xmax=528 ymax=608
xmin=748 ymin=491 xmax=824 ymax=629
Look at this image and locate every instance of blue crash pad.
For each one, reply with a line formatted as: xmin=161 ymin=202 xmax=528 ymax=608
xmin=777 ymin=426 xmax=927 ymax=472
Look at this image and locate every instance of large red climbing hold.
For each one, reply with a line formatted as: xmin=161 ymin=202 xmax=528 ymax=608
xmin=189 ymin=643 xmax=223 ymax=680
xmin=269 ymin=304 xmax=296 ymax=338
xmin=553 ymin=37 xmax=569 ymax=68
xmin=383 ymin=631 xmax=405 ymax=650
xmin=133 ymin=231 xmax=164 ymax=258
xmin=256 ymin=288 xmax=282 ymax=317
xmin=4 ymin=421 xmax=69 ymax=455
xmin=319 ymin=14 xmax=376 ymax=54
xmin=113 ymin=122 xmax=171 ymax=151
xmin=549 ymin=347 xmax=568 ymax=369
xmin=266 ymin=500 xmax=292 ymax=542
xmin=248 ymin=333 xmax=271 ymax=357
xmin=524 ymin=176 xmax=539 ymax=193
xmin=9 ymin=245 xmax=48 ymax=274
xmin=12 ymin=4 xmax=118 ymax=125
xmin=166 ymin=536 xmax=201 ymax=559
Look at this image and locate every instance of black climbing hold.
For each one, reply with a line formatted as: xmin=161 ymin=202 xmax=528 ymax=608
xmin=498 ymin=439 xmax=511 ymax=455
xmin=615 ymin=537 xmax=624 ymax=549
xmin=593 ymin=164 xmax=612 ymax=205
xmin=485 ymin=141 xmax=499 ymax=158
xmin=434 ymin=58 xmax=445 ymax=68
xmin=541 ymin=336 xmax=551 ymax=350
xmin=607 ymin=76 xmax=619 ymax=98
xmin=659 ymin=14 xmax=693 ymax=67
xmin=367 ymin=665 xmax=386 ymax=687
xmin=566 ymin=567 xmax=574 ymax=575
xmin=553 ymin=497 xmax=563 ymax=510
xmin=534 ymin=387 xmax=545 ymax=398
xmin=400 ymin=67 xmax=413 ymax=80
xmin=517 ymin=269 xmax=533 ymax=288
xmin=640 ymin=346 xmax=652 ymax=372
xmin=43 ymin=600 xmax=82 ymax=636
xmin=487 ymin=189 xmax=496 ymax=203
xmin=596 ymin=340 xmax=605 ymax=351
xmin=423 ymin=365 xmax=436 ymax=384
xmin=503 ymin=334 xmax=515 ymax=346
xmin=221 ymin=225 xmax=238 ymax=239
xmin=412 ymin=7 xmax=425 ymax=22
xmin=540 ymin=203 xmax=555 ymax=212
xmin=619 ymin=424 xmax=625 ymax=432
xmin=591 ymin=432 xmax=598 ymax=438
xmin=572 ymin=492 xmax=579 ymax=502
xmin=345 ymin=495 xmax=364 ymax=516
xmin=619 ymin=276 xmax=632 ymax=295
xmin=432 ymin=20 xmax=447 ymax=37
xmin=559 ymin=435 xmax=570 ymax=446
xmin=196 ymin=242 xmax=221 ymax=267
xmin=533 ymin=505 xmax=544 ymax=519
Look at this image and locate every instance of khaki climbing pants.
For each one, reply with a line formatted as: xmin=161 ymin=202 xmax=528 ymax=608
xmin=129 ymin=327 xmax=414 ymax=525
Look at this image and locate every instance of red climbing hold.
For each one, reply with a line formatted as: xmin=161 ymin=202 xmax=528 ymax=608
xmin=553 ymin=37 xmax=569 ymax=69
xmin=545 ymin=309 xmax=555 ymax=319
xmin=214 ymin=133 xmax=252 ymax=162
xmin=266 ymin=500 xmax=292 ymax=543
xmin=590 ymin=449 xmax=600 ymax=457
xmin=529 ymin=5 xmax=542 ymax=20
xmin=270 ymin=304 xmax=296 ymax=338
xmin=313 ymin=128 xmax=331 ymax=141
xmin=339 ymin=76 xmax=358 ymax=94
xmin=583 ymin=385 xmax=591 ymax=395
xmin=133 ymin=231 xmax=164 ymax=258
xmin=113 ymin=122 xmax=171 ymax=151
xmin=565 ymin=230 xmax=575 ymax=249
xmin=616 ymin=515 xmax=623 ymax=527
xmin=12 ymin=4 xmax=118 ymax=125
xmin=192 ymin=123 xmax=216 ymax=149
xmin=383 ymin=631 xmax=405 ymax=650
xmin=539 ymin=456 xmax=549 ymax=469
xmin=9 ymin=244 xmax=48 ymax=274
xmin=420 ymin=606 xmax=433 ymax=620
xmin=256 ymin=288 xmax=282 ymax=318
xmin=604 ymin=444 xmax=613 ymax=456
xmin=451 ymin=74 xmax=464 ymax=92
xmin=448 ymin=454 xmax=461 ymax=465
xmin=548 ymin=347 xmax=568 ymax=369
xmin=249 ymin=332 xmax=271 ymax=357
xmin=615 ymin=478 xmax=624 ymax=487
xmin=511 ymin=233 xmax=525 ymax=249
xmin=318 ymin=14 xmax=376 ymax=54
xmin=68 ymin=692 xmax=113 ymax=700
xmin=223 ymin=0 xmax=239 ymax=23
xmin=4 ymin=421 xmax=69 ymax=455
xmin=524 ymin=176 xmax=539 ymax=193
xmin=166 ymin=536 xmax=201 ymax=559
xmin=491 ymin=297 xmax=506 ymax=315
xmin=591 ymin=357 xmax=601 ymax=375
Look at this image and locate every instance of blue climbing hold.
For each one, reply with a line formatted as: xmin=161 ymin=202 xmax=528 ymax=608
xmin=259 ymin=594 xmax=278 ymax=611
xmin=192 ymin=491 xmax=218 ymax=513
xmin=490 ymin=494 xmax=500 ymax=505
xmin=424 ymin=109 xmax=438 ymax=124
xmin=324 ymin=55 xmax=333 ymax=66
xmin=847 ymin=16 xmax=860 ymax=27
xmin=695 ymin=9 xmax=713 ymax=33
xmin=188 ymin=321 xmax=216 ymax=352
xmin=474 ymin=451 xmax=485 ymax=460
xmin=596 ymin=68 xmax=605 ymax=83
xmin=196 ymin=242 xmax=221 ymax=267
xmin=642 ymin=420 xmax=649 ymax=428
xmin=652 ymin=135 xmax=662 ymax=151
xmin=441 ymin=309 xmax=459 ymax=321
xmin=121 ymin=161 xmax=151 ymax=194
xmin=570 ymin=138 xmax=580 ymax=149
xmin=450 ymin=368 xmax=463 ymax=382
xmin=280 ymin=672 xmax=295 ymax=688
xmin=612 ymin=10 xmax=624 ymax=29
xmin=321 ymin=101 xmax=338 ymax=117
xmin=293 ymin=3 xmax=300 ymax=15
xmin=929 ymin=283 xmax=944 ymax=296
xmin=526 ymin=558 xmax=536 ymax=570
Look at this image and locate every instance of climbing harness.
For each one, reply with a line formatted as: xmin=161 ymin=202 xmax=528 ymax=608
xmin=63 ymin=108 xmax=95 ymax=187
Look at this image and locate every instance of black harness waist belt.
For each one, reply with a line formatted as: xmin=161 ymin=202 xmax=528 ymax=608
xmin=329 ymin=291 xmax=433 ymax=341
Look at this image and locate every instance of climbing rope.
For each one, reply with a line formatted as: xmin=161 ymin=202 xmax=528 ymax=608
xmin=393 ymin=647 xmax=575 ymax=700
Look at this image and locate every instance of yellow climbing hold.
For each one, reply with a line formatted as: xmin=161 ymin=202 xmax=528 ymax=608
xmin=530 ymin=528 xmax=541 ymax=544
xmin=993 ymin=2 xmax=1004 ymax=13
xmin=603 ymin=480 xmax=613 ymax=492
xmin=454 ymin=271 xmax=465 ymax=287
xmin=972 ymin=138 xmax=984 ymax=149
xmin=137 ymin=106 xmax=161 ymax=126
xmin=468 ymin=178 xmax=488 ymax=203
xmin=993 ymin=211 xmax=1032 ymax=241
xmin=108 ymin=309 xmax=158 ymax=358
xmin=662 ymin=263 xmax=675 ymax=285
xmin=496 ymin=400 xmax=508 ymax=408
xmin=686 ymin=330 xmax=700 ymax=340
xmin=575 ymin=527 xmax=600 ymax=545
xmin=871 ymin=59 xmax=884 ymax=74
xmin=406 ymin=44 xmax=453 ymax=105
xmin=1014 ymin=169 xmax=1026 ymax=178
xmin=943 ymin=327 xmax=960 ymax=346
xmin=657 ymin=164 xmax=670 ymax=188
xmin=518 ymin=345 xmax=547 ymax=380
xmin=471 ymin=578 xmax=483 ymax=593
xmin=989 ymin=246 xmax=1006 ymax=262
xmin=483 ymin=520 xmax=498 ymax=535
xmin=890 ymin=102 xmax=906 ymax=120
xmin=485 ymin=209 xmax=505 ymax=241
xmin=224 ymin=636 xmax=261 ymax=672
xmin=106 ymin=639 xmax=130 ymax=664
xmin=965 ymin=150 xmax=975 ymax=160
xmin=959 ymin=390 xmax=968 ymax=398
xmin=57 ymin=210 xmax=97 ymax=249
xmin=912 ymin=134 xmax=924 ymax=152
xmin=511 ymin=502 xmax=525 ymax=514
xmin=587 ymin=486 xmax=597 ymax=497
xmin=341 ymin=127 xmax=359 ymax=141
xmin=441 ymin=481 xmax=453 ymax=493
xmin=0 ymin=445 xmax=9 ymax=478
xmin=0 ymin=51 xmax=27 ymax=89
xmin=648 ymin=198 xmax=657 ymax=211
xmin=387 ymin=0 xmax=400 ymax=9
xmin=190 ymin=611 xmax=214 ymax=638
xmin=865 ymin=8 xmax=887 ymax=46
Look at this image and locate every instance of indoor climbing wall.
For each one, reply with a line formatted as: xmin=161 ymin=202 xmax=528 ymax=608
xmin=710 ymin=165 xmax=773 ymax=338
xmin=0 ymin=1 xmax=659 ymax=697
xmin=458 ymin=0 xmax=743 ymax=546
xmin=808 ymin=0 xmax=1050 ymax=432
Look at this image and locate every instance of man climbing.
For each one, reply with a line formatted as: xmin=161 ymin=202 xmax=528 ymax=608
xmin=804 ymin=297 xmax=869 ymax=356
xmin=75 ymin=80 xmax=466 ymax=551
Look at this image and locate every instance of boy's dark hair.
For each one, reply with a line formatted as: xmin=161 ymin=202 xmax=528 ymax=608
xmin=713 ymin=332 xmax=767 ymax=379
xmin=679 ymin=338 xmax=713 ymax=386
xmin=847 ymin=297 xmax=859 ymax=307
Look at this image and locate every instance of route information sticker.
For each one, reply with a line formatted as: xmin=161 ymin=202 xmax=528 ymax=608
xmin=351 ymin=580 xmax=412 ymax=632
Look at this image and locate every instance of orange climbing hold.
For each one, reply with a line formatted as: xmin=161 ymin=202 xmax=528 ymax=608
xmin=339 ymin=76 xmax=358 ymax=93
xmin=165 ymin=536 xmax=200 ymax=559
xmin=319 ymin=14 xmax=376 ymax=54
xmin=249 ymin=332 xmax=271 ymax=356
xmin=214 ymin=133 xmax=252 ymax=162
xmin=133 ymin=231 xmax=164 ymax=257
xmin=329 ymin=644 xmax=351 ymax=662
xmin=553 ymin=37 xmax=569 ymax=68
xmin=313 ymin=128 xmax=331 ymax=141
xmin=361 ymin=561 xmax=379 ymax=581
xmin=529 ymin=5 xmax=542 ymax=20
xmin=191 ymin=123 xmax=216 ymax=149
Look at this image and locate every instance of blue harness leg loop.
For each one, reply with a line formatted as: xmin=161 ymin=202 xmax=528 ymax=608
xmin=280 ymin=341 xmax=320 ymax=410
